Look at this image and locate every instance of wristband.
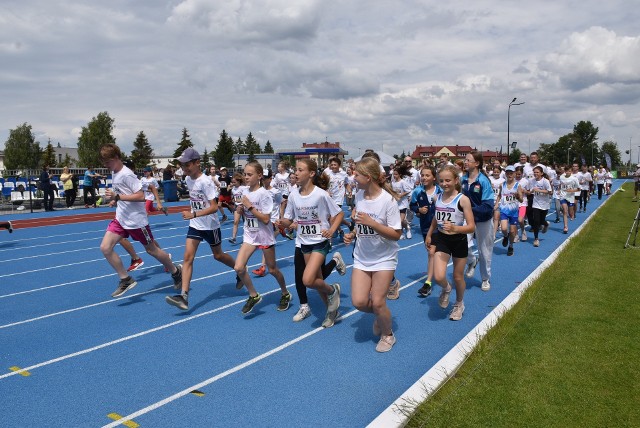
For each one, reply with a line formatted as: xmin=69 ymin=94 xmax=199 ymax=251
xmin=193 ymin=211 xmax=197 ymax=218
xmin=114 ymin=194 xmax=120 ymax=202
xmin=248 ymin=206 xmax=254 ymax=211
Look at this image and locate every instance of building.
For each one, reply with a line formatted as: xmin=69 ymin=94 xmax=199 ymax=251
xmin=276 ymin=141 xmax=348 ymax=168
xmin=409 ymin=144 xmax=508 ymax=165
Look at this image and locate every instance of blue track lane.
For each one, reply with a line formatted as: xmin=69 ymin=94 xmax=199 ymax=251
xmin=0 ymin=182 xmax=624 ymax=427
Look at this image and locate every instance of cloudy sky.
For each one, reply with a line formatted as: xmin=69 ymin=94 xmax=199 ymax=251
xmin=2 ymin=0 xmax=640 ymax=161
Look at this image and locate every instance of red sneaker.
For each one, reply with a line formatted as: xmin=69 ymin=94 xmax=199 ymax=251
xmin=252 ymin=265 xmax=267 ymax=277
xmin=127 ymin=258 xmax=144 ymax=272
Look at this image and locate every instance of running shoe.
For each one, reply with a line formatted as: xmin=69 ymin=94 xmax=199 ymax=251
xmin=439 ymin=284 xmax=452 ymax=308
xmin=221 ymin=214 xmax=228 ymax=223
xmin=376 ymin=334 xmax=396 ymax=353
xmin=127 ymin=258 xmax=144 ymax=272
xmin=418 ymin=281 xmax=432 ymax=297
xmin=171 ymin=263 xmax=183 ymax=290
xmin=513 ymin=234 xmax=520 ymax=243
xmin=332 ymin=252 xmax=347 ymax=276
xmin=406 ymin=229 xmax=412 ymax=239
xmin=111 ymin=276 xmax=137 ymax=298
xmin=161 ymin=206 xmax=169 ymax=216
xmin=229 ymin=237 xmax=237 ymax=244
xmin=277 ymin=293 xmax=292 ymax=311
xmin=507 ymin=246 xmax=514 ymax=256
xmin=241 ymin=293 xmax=262 ymax=314
xmin=449 ymin=303 xmax=465 ymax=321
xmin=481 ymin=280 xmax=491 ymax=291
xmin=521 ymin=231 xmax=528 ymax=241
xmin=235 ymin=275 xmax=243 ymax=290
xmin=563 ymin=229 xmax=568 ymax=234
xmin=252 ymin=265 xmax=267 ymax=277
xmin=533 ymin=239 xmax=540 ymax=247
xmin=279 ymin=226 xmax=288 ymax=238
xmin=502 ymin=236 xmax=508 ymax=247
xmin=327 ymin=283 xmax=341 ymax=312
xmin=399 ymin=235 xmax=406 ymax=240
xmin=292 ymin=304 xmax=311 ymax=322
xmin=554 ymin=218 xmax=560 ymax=223
xmin=322 ymin=309 xmax=339 ymax=328
xmin=285 ymin=229 xmax=295 ymax=240
xmin=7 ymin=221 xmax=13 ymax=233
xmin=542 ymin=223 xmax=549 ymax=233
xmin=387 ymin=278 xmax=400 ymax=300
xmin=465 ymin=256 xmax=477 ymax=278
xmin=165 ymin=294 xmax=188 ymax=310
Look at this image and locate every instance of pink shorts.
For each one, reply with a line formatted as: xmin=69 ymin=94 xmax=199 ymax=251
xmin=107 ymin=219 xmax=154 ymax=246
xmin=518 ymin=206 xmax=527 ymax=219
xmin=145 ymin=200 xmax=157 ymax=213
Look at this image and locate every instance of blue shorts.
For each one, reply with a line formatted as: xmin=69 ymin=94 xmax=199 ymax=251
xmin=186 ymin=226 xmax=222 ymax=247
xmin=560 ymin=199 xmax=575 ymax=207
xmin=500 ymin=212 xmax=519 ymax=226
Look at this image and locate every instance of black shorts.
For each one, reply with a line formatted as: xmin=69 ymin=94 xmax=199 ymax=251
xmin=433 ymin=232 xmax=468 ymax=258
xmin=399 ymin=208 xmax=407 ymax=214
xmin=186 ymin=227 xmax=222 ymax=247
xmin=300 ymin=240 xmax=331 ymax=256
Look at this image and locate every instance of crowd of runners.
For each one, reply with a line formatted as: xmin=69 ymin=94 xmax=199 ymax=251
xmin=5 ymin=143 xmax=634 ymax=353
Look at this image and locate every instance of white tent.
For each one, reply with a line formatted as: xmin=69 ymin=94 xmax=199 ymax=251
xmin=353 ymin=151 xmax=397 ymax=165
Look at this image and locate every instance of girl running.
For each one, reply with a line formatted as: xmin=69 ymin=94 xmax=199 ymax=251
xmin=391 ymin=164 xmax=414 ymax=240
xmin=499 ymin=166 xmax=522 ymax=256
xmin=489 ymin=166 xmax=505 ymax=238
xmin=233 ymin=162 xmax=290 ymax=314
xmin=229 ymin=172 xmax=248 ymax=244
xmin=525 ymin=166 xmax=552 ymax=247
xmin=559 ymin=165 xmax=580 ymax=234
xmin=426 ymin=165 xmax=475 ymax=321
xmin=276 ymin=159 xmax=344 ymax=327
xmin=409 ymin=165 xmax=442 ymax=296
xmin=516 ymin=166 xmax=528 ymax=242
xmin=343 ymin=157 xmax=402 ymax=352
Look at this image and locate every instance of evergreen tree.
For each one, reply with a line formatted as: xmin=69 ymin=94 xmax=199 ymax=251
xmin=60 ymin=153 xmax=76 ymax=168
xmin=130 ymin=131 xmax=154 ymax=169
xmin=42 ymin=139 xmax=57 ymax=167
xmin=214 ymin=129 xmax=236 ymax=168
xmin=173 ymin=127 xmax=194 ymax=159
xmin=233 ymin=137 xmax=245 ymax=168
xmin=201 ymin=148 xmax=211 ymax=171
xmin=245 ymin=132 xmax=261 ymax=154
xmin=264 ymin=140 xmax=274 ymax=153
xmin=77 ymin=111 xmax=116 ymax=167
xmin=3 ymin=122 xmax=42 ymax=170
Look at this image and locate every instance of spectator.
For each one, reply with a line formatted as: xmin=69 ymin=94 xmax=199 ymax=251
xmin=40 ymin=165 xmax=55 ymax=211
xmin=83 ymin=166 xmax=100 ymax=208
xmin=163 ymin=164 xmax=174 ymax=181
xmin=60 ymin=166 xmax=75 ymax=209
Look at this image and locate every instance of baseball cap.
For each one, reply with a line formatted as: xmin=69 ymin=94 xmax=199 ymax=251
xmin=143 ymin=166 xmax=152 ymax=172
xmin=505 ymin=165 xmax=515 ymax=172
xmin=177 ymin=148 xmax=200 ymax=163
xmin=220 ymin=166 xmax=227 ymax=171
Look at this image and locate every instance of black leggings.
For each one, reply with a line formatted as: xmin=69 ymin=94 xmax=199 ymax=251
xmin=531 ymin=208 xmax=549 ymax=239
xmin=579 ymin=190 xmax=589 ymax=210
xmin=294 ymin=247 xmax=336 ymax=305
xmin=597 ymin=183 xmax=604 ymax=200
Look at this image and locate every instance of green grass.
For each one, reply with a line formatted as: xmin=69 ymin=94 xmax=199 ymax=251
xmin=407 ymin=183 xmax=640 ymax=428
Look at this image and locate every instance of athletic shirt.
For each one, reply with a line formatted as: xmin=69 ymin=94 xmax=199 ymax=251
xmin=324 ymin=168 xmax=349 ymax=206
xmin=518 ymin=177 xmax=529 ymax=207
xmin=489 ymin=176 xmax=505 ymax=202
xmin=576 ymin=171 xmax=592 ymax=191
xmin=559 ymin=174 xmax=580 ymax=203
xmin=186 ymin=173 xmax=220 ymax=231
xmin=284 ymin=186 xmax=341 ymax=246
xmin=524 ymin=163 xmax=547 ymax=180
xmin=594 ymin=169 xmax=606 ymax=184
xmin=499 ymin=181 xmax=520 ymax=216
xmin=243 ymin=187 xmax=275 ymax=246
xmin=353 ymin=189 xmax=401 ymax=271
xmin=551 ymin=176 xmax=562 ymax=199
xmin=140 ymin=176 xmax=159 ymax=201
xmin=435 ymin=193 xmax=465 ymax=234
xmin=273 ymin=172 xmax=290 ymax=196
xmin=266 ymin=186 xmax=282 ymax=222
xmin=530 ymin=178 xmax=552 ymax=210
xmin=391 ymin=178 xmax=413 ymax=210
xmin=111 ymin=165 xmax=147 ymax=229
xmin=218 ymin=174 xmax=232 ymax=196
xmin=231 ymin=185 xmax=249 ymax=205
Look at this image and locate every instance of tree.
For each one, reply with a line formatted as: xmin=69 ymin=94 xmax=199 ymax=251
xmin=42 ymin=139 xmax=57 ymax=167
xmin=130 ymin=131 xmax=154 ymax=169
xmin=537 ymin=120 xmax=600 ymax=166
xmin=599 ymin=141 xmax=623 ymax=168
xmin=245 ymin=132 xmax=261 ymax=155
xmin=3 ymin=122 xmax=42 ymax=171
xmin=172 ymin=127 xmax=194 ymax=159
xmin=508 ymin=147 xmax=522 ymax=165
xmin=264 ymin=140 xmax=274 ymax=153
xmin=77 ymin=111 xmax=116 ymax=167
xmin=201 ymin=148 xmax=211 ymax=171
xmin=59 ymin=153 xmax=76 ymax=168
xmin=214 ymin=129 xmax=236 ymax=168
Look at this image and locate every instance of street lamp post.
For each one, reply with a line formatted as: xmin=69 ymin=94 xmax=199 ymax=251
xmin=507 ymin=98 xmax=525 ymax=163
xmin=567 ymin=147 xmax=571 ymax=165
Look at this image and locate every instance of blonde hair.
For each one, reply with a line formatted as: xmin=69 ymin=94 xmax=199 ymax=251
xmin=438 ymin=165 xmax=462 ymax=192
xmin=355 ymin=157 xmax=398 ymax=198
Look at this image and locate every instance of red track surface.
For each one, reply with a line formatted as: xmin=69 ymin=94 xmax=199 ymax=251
xmin=8 ymin=206 xmax=187 ymax=230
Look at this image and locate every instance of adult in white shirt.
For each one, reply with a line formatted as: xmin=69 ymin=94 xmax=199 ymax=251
xmin=576 ymin=164 xmax=592 ymax=212
xmin=594 ymin=165 xmax=607 ymax=200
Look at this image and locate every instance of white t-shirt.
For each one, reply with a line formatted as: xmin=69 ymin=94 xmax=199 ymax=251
xmin=524 ymin=163 xmax=547 ymax=180
xmin=186 ymin=174 xmax=219 ymax=231
xmin=324 ymin=168 xmax=349 ymax=206
xmin=489 ymin=176 xmax=505 ymax=202
xmin=273 ymin=172 xmax=290 ymax=196
xmin=231 ymin=185 xmax=249 ymax=205
xmin=112 ymin=165 xmax=147 ymax=229
xmin=594 ymin=169 xmax=606 ymax=184
xmin=530 ymin=178 xmax=552 ymax=210
xmin=559 ymin=174 xmax=580 ymax=203
xmin=391 ymin=179 xmax=413 ymax=210
xmin=266 ymin=186 xmax=283 ymax=222
xmin=284 ymin=186 xmax=341 ymax=246
xmin=576 ymin=171 xmax=592 ymax=191
xmin=243 ymin=187 xmax=275 ymax=246
xmin=518 ymin=177 xmax=529 ymax=207
xmin=407 ymin=168 xmax=420 ymax=187
xmin=140 ymin=176 xmax=159 ymax=201
xmin=353 ymin=189 xmax=401 ymax=271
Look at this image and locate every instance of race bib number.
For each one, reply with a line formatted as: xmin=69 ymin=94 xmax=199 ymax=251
xmin=233 ymin=194 xmax=243 ymax=203
xmin=504 ymin=194 xmax=517 ymax=203
xmin=299 ymin=223 xmax=321 ymax=237
xmin=355 ymin=224 xmax=376 ymax=236
xmin=245 ymin=217 xmax=259 ymax=231
xmin=436 ymin=210 xmax=452 ymax=223
xmin=219 ymin=181 xmax=227 ymax=189
xmin=191 ymin=200 xmax=205 ymax=211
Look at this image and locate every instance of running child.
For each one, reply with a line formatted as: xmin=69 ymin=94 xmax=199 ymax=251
xmin=425 ymin=165 xmax=476 ymax=321
xmin=559 ymin=165 xmax=580 ymax=234
xmin=324 ymin=157 xmax=352 ymax=238
xmin=391 ymin=164 xmax=415 ymax=240
xmin=251 ymin=169 xmax=284 ymax=277
xmin=276 ymin=159 xmax=344 ymax=327
xmin=343 ymin=157 xmax=402 ymax=351
xmin=99 ymin=143 xmax=181 ymax=298
xmin=409 ymin=165 xmax=442 ymax=296
xmin=165 ymin=149 xmax=242 ymax=310
xmin=498 ymin=165 xmax=523 ymax=256
xmin=516 ymin=166 xmax=528 ymax=242
xmin=229 ymin=172 xmax=248 ymax=244
xmin=489 ymin=165 xmax=505 ymax=238
xmin=216 ymin=167 xmax=234 ymax=223
xmin=525 ymin=166 xmax=552 ymax=247
xmin=234 ymin=161 xmax=291 ymax=314
xmin=141 ymin=166 xmax=168 ymax=215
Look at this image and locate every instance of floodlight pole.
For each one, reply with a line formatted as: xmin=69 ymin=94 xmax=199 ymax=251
xmin=507 ymin=97 xmax=525 ymax=163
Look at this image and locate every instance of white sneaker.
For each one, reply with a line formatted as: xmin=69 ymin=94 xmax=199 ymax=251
xmin=406 ymin=229 xmax=412 ymax=239
xmin=376 ymin=334 xmax=396 ymax=352
xmin=332 ymin=252 xmax=347 ymax=276
xmin=292 ymin=305 xmax=311 ymax=322
xmin=399 ymin=234 xmax=406 ymax=240
xmin=465 ymin=256 xmax=477 ymax=278
xmin=481 ymin=280 xmax=491 ymax=291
